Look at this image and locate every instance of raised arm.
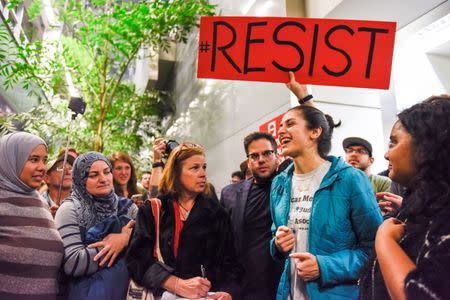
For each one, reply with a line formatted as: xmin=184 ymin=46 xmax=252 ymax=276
xmin=286 ymin=71 xmax=315 ymax=107
xmin=149 ymin=138 xmax=165 ymax=197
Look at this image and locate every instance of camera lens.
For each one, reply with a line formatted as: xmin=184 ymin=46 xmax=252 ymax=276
xmin=164 ymin=140 xmax=179 ymax=157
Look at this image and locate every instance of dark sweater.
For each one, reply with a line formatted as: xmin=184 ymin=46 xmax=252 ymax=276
xmin=359 ymin=205 xmax=450 ymax=299
xmin=126 ymin=194 xmax=243 ymax=297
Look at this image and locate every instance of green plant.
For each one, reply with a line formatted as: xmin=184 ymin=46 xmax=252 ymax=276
xmin=27 ymin=0 xmax=42 ymax=22
xmin=0 ymin=0 xmax=215 ymax=166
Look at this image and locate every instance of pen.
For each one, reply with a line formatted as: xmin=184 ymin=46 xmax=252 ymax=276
xmin=200 ymin=264 xmax=206 ymax=278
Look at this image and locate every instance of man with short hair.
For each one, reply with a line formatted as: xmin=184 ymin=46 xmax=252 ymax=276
xmin=41 ymin=154 xmax=75 ymax=216
xmin=239 ymin=159 xmax=252 ymax=180
xmin=220 ymin=132 xmax=283 ymax=300
xmin=343 ymin=137 xmax=391 ymax=193
xmin=231 ymin=171 xmax=243 ymax=184
xmin=140 ymin=170 xmax=152 ymax=191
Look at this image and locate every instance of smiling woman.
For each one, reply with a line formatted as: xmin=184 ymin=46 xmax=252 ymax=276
xmin=271 ymin=105 xmax=383 ymax=300
xmin=19 ymin=144 xmax=48 ymax=188
xmin=109 ymin=151 xmax=140 ymax=199
xmin=0 ymin=132 xmax=64 ymax=299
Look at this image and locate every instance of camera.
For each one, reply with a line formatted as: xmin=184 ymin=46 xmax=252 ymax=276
xmin=68 ymin=97 xmax=86 ymax=119
xmin=164 ymin=140 xmax=179 ymax=158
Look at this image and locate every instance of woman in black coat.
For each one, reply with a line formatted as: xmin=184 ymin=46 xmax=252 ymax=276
xmin=126 ymin=143 xmax=242 ymax=299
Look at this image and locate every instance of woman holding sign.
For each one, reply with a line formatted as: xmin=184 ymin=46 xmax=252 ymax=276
xmin=270 ymin=74 xmax=383 ymax=300
xmin=359 ymin=96 xmax=450 ymax=299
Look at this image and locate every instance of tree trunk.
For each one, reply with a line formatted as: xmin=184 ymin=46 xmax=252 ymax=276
xmin=94 ymin=39 xmax=110 ymax=152
xmin=94 ymin=97 xmax=106 ymax=152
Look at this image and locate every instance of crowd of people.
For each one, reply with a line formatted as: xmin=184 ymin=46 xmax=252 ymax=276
xmin=0 ymin=72 xmax=449 ymax=300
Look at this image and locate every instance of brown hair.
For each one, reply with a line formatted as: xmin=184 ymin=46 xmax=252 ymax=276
xmin=158 ymin=144 xmax=210 ymax=197
xmin=108 ymin=151 xmax=139 ymax=197
xmin=58 ymin=147 xmax=79 ymax=158
xmin=287 ymin=106 xmax=341 ymax=159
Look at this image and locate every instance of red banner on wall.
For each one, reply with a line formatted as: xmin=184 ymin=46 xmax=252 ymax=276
xmin=259 ymin=113 xmax=285 ymax=156
xmin=197 ymin=16 xmax=396 ymax=89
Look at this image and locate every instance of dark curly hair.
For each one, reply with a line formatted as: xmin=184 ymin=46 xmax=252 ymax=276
xmin=398 ymin=95 xmax=450 ymax=220
xmin=287 ymin=106 xmax=341 ymax=158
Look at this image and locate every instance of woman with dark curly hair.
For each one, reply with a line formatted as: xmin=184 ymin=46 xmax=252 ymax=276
xmin=359 ymin=95 xmax=450 ymax=299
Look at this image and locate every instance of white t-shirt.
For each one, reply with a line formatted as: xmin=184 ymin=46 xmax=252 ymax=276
xmin=288 ymin=161 xmax=331 ymax=300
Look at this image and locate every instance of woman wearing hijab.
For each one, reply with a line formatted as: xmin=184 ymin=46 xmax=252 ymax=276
xmin=0 ymin=132 xmax=64 ymax=299
xmin=55 ymin=152 xmax=137 ymax=300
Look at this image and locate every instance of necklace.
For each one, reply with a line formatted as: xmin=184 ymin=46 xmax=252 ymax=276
xmin=178 ymin=201 xmax=193 ymax=220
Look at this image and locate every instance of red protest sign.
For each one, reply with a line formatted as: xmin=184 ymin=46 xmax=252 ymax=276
xmin=259 ymin=113 xmax=285 ymax=156
xmin=197 ymin=16 xmax=396 ymax=89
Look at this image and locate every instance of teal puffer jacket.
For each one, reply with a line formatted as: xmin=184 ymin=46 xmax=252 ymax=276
xmin=270 ymin=156 xmax=382 ymax=300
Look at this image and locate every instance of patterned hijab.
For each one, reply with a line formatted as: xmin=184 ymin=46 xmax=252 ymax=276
xmin=69 ymin=151 xmax=118 ymax=229
xmin=0 ymin=132 xmax=46 ymax=196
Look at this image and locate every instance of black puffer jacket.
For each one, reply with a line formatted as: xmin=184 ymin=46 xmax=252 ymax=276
xmin=126 ymin=193 xmax=243 ymax=297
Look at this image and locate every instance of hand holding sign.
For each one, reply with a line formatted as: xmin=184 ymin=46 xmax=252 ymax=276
xmin=286 ymin=72 xmax=308 ymax=98
xmin=197 ymin=16 xmax=396 ymax=89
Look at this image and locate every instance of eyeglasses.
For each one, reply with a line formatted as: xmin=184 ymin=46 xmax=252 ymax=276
xmin=247 ymin=150 xmax=276 ymax=161
xmin=55 ymin=165 xmax=72 ymax=172
xmin=344 ymin=148 xmax=369 ymax=155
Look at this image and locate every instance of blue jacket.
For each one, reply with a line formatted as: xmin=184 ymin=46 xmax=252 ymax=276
xmin=270 ymin=156 xmax=382 ymax=300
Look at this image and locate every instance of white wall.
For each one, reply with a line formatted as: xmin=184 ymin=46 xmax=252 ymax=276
xmin=303 ymin=0 xmax=450 ymax=171
xmin=167 ymin=0 xmax=290 ymax=192
xmin=314 ymin=101 xmax=387 ymax=173
xmin=427 ymin=54 xmax=450 ymax=93
xmin=168 ymin=0 xmax=450 ymax=193
xmin=392 ymin=4 xmax=450 ymax=110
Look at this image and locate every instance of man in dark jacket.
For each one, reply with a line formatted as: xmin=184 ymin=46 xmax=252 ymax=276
xmin=220 ymin=132 xmax=283 ymax=300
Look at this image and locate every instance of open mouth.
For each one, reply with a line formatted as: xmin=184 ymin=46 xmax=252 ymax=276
xmin=279 ymin=136 xmax=292 ymax=146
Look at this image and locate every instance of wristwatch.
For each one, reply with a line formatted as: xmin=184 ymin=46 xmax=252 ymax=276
xmin=299 ymin=94 xmax=313 ymax=105
xmin=152 ymin=161 xmax=164 ymax=168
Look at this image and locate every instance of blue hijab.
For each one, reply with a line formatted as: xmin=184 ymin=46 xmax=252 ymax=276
xmin=69 ymin=152 xmax=119 ymax=230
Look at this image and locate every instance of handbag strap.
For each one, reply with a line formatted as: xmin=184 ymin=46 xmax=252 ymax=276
xmin=149 ymin=198 xmax=164 ymax=263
